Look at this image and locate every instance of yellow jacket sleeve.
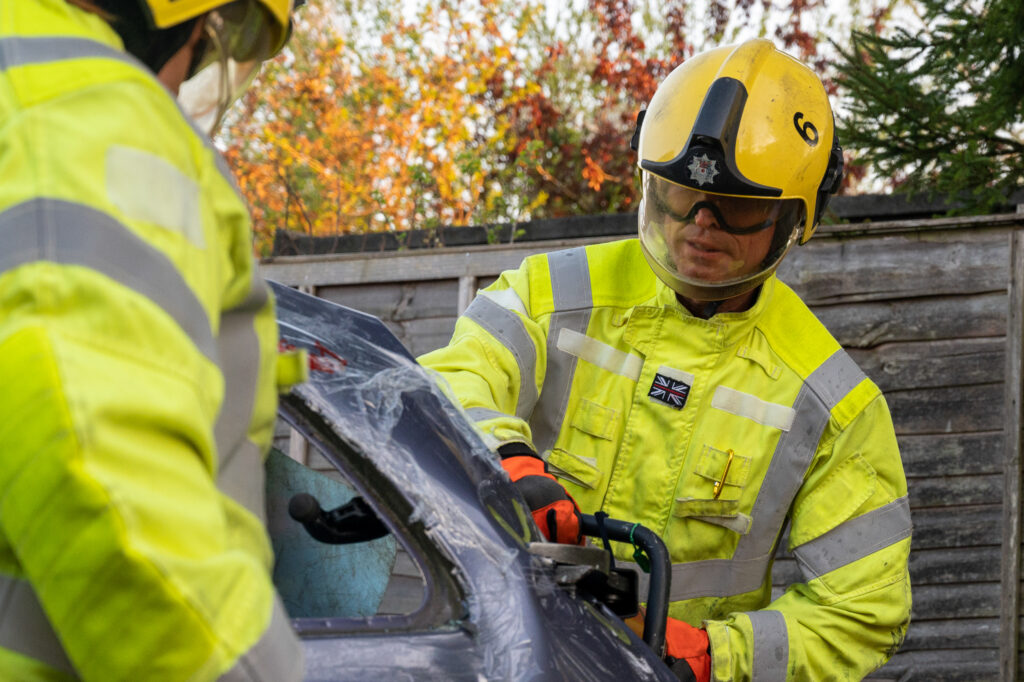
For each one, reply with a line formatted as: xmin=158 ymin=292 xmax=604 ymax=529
xmin=704 ymin=394 xmax=912 ymax=680
xmin=420 ymin=258 xmax=550 ymax=451
xmin=0 ymin=263 xmax=281 ymax=680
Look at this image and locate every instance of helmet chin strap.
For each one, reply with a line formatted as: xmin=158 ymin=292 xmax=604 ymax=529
xmin=701 ymin=300 xmax=723 ymax=318
xmin=677 ymin=284 xmax=763 ymax=319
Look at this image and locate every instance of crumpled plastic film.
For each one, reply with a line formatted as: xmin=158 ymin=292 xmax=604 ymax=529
xmin=271 ymin=283 xmax=675 ymax=681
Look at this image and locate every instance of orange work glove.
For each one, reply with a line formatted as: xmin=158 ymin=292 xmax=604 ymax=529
xmin=499 ymin=444 xmax=582 ymax=545
xmin=664 ymin=616 xmax=711 ymax=682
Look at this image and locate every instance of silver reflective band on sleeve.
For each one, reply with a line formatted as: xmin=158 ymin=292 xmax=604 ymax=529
xmin=548 ymin=247 xmax=593 ymax=311
xmin=747 ymin=610 xmax=788 ymax=682
xmin=793 ymin=496 xmax=913 ymax=580
xmin=556 ymin=328 xmax=643 ymax=381
xmin=624 ymin=553 xmax=772 ymax=603
xmin=215 ymin=270 xmax=271 ymax=519
xmin=219 ymin=595 xmax=303 ymax=682
xmin=0 ymin=198 xmax=216 ymax=361
xmin=478 ymin=287 xmax=529 ymax=317
xmin=0 ymin=36 xmax=246 ymax=198
xmin=0 ymin=574 xmax=76 ymax=676
xmin=805 ymin=348 xmax=866 ymax=409
xmin=0 ymin=36 xmax=137 ymax=70
xmin=464 ymin=294 xmax=539 ymax=420
xmin=465 ymin=406 xmax=513 ymax=423
xmin=530 ymin=247 xmax=593 ymax=453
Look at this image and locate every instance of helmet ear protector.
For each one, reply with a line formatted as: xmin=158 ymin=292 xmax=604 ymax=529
xmin=814 ymin=129 xmax=844 ymax=232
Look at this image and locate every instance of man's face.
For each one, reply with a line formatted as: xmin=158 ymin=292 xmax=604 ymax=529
xmin=651 ymin=182 xmax=778 ymax=284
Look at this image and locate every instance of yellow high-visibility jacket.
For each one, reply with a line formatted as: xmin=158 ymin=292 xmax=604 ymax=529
xmin=0 ymin=3 xmax=303 ymax=680
xmin=421 ymin=238 xmax=912 ymax=681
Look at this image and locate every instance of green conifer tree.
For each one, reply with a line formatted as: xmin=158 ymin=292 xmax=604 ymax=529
xmin=834 ymin=0 xmax=1024 ymax=211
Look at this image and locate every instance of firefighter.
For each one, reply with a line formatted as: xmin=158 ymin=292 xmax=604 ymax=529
xmin=420 ymin=39 xmax=912 ymax=681
xmin=0 ymin=1 xmax=307 ymax=679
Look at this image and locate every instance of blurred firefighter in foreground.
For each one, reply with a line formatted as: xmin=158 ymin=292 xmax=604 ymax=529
xmin=422 ymin=39 xmax=912 ymax=681
xmin=0 ymin=1 xmax=308 ymax=679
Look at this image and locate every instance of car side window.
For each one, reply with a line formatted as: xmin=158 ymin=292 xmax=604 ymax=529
xmin=265 ymin=423 xmax=426 ymax=620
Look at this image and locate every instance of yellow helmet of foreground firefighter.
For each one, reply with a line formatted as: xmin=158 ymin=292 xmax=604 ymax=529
xmin=89 ymin=0 xmax=297 ymax=132
xmin=632 ymin=39 xmax=844 ymax=302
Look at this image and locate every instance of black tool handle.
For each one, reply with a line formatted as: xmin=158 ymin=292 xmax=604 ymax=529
xmin=580 ymin=514 xmax=671 ymax=656
xmin=288 ymin=492 xmax=390 ymax=544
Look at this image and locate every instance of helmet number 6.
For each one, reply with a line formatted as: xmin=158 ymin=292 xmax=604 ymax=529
xmin=793 ymin=112 xmax=819 ymax=146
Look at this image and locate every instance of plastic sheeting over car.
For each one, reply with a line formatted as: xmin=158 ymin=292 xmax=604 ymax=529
xmin=268 ymin=282 xmax=676 ymax=681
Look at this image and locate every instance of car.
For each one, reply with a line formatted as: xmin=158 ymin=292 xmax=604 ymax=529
xmin=265 ymin=282 xmax=679 ymax=681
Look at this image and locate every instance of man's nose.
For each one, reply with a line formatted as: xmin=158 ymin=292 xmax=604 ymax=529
xmin=693 ymin=205 xmax=719 ymax=229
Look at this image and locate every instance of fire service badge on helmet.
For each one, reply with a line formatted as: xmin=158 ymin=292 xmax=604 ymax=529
xmin=687 ymin=154 xmax=719 ymax=187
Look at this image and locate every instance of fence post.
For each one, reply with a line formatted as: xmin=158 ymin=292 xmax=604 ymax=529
xmin=457 ymin=275 xmax=477 ymax=316
xmin=1001 ymin=226 xmax=1024 ymax=681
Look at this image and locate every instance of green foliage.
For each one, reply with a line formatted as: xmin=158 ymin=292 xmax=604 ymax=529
xmin=834 ymin=0 xmax=1024 ymax=212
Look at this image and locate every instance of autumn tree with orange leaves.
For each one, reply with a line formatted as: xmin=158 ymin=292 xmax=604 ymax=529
xmin=219 ymin=0 xmax=905 ymax=254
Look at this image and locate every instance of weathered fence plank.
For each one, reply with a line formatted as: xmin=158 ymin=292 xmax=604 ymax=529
xmin=898 ymin=432 xmax=1002 ymax=478
xmin=318 ymin=280 xmax=460 ymax=321
xmin=911 ymin=505 xmax=1001 ymax=550
xmin=901 ymin=618 xmax=999 ymax=651
xmin=869 ymin=649 xmax=997 ymax=682
xmin=848 ymin=337 xmax=1004 ymax=391
xmin=1002 ymin=229 xmax=1024 ymax=679
xmin=907 ymin=474 xmax=1003 ymax=509
xmin=781 ymin=229 xmax=1009 ymax=304
xmin=912 ymin=583 xmax=1000 ymax=620
xmin=886 ymin=384 xmax=1003 ymax=435
xmin=812 ymin=292 xmax=1008 ymax=347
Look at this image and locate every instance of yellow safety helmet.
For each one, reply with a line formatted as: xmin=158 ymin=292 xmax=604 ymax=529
xmin=632 ymin=39 xmax=843 ymax=302
xmin=142 ymin=0 xmax=294 ymax=63
xmin=86 ymin=0 xmax=297 ymax=133
xmin=173 ymin=0 xmax=298 ymax=133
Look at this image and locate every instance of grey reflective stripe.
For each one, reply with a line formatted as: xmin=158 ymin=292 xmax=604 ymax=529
xmin=794 ymin=496 xmax=912 ymax=580
xmin=732 ymin=380 xmax=832 ymax=564
xmin=623 ymin=553 xmax=772 ymax=603
xmin=0 ymin=199 xmax=216 ymax=361
xmin=465 ymin=406 xmax=510 ymax=423
xmin=0 ymin=574 xmax=76 ymax=676
xmin=0 ymin=36 xmax=244 ymax=198
xmin=530 ymin=247 xmax=593 ymax=453
xmin=548 ymin=247 xmax=593 ymax=310
xmin=626 ymin=349 xmax=867 ymax=602
xmin=0 ymin=35 xmax=137 ymax=70
xmin=219 ymin=595 xmax=303 ymax=682
xmin=733 ymin=350 xmax=861 ymax=566
xmin=463 ymin=295 xmax=538 ymax=420
xmin=748 ymin=610 xmax=788 ymax=682
xmin=804 ymin=349 xmax=866 ymax=410
xmin=215 ymin=270 xmax=271 ymax=520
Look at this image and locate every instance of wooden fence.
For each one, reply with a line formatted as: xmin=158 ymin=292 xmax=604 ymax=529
xmin=262 ymin=207 xmax=1024 ymax=680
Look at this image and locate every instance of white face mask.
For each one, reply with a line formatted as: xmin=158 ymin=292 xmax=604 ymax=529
xmin=176 ymin=2 xmax=276 ymax=136
xmin=178 ymin=55 xmax=261 ymax=136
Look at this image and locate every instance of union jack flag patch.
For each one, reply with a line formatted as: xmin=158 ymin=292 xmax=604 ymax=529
xmin=649 ymin=373 xmax=691 ymax=409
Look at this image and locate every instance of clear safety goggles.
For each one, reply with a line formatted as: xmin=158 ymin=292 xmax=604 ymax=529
xmin=646 ymin=177 xmax=791 ymax=235
xmin=177 ymin=1 xmax=286 ymax=135
xmin=638 ymin=172 xmax=804 ymax=301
